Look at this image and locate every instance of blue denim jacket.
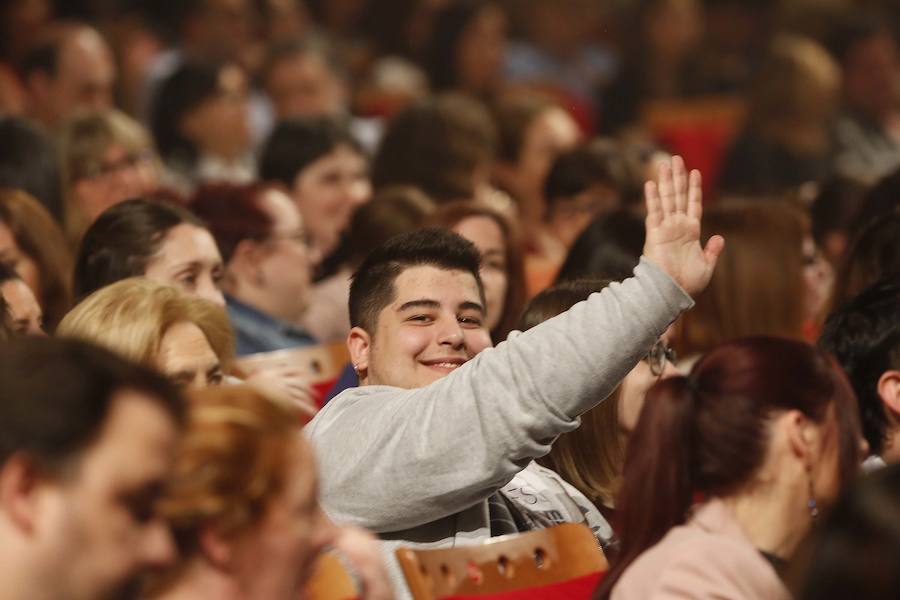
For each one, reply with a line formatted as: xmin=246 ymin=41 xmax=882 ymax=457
xmin=226 ymin=295 xmax=317 ymax=357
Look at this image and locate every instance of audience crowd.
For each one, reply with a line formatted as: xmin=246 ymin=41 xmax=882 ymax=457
xmin=2 ymin=0 xmax=900 ymax=598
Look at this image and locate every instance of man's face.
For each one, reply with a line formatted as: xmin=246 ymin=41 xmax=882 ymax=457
xmin=352 ymin=265 xmax=493 ymax=389
xmin=45 ymin=28 xmax=115 ymax=125
xmin=34 ymin=390 xmax=178 ymax=600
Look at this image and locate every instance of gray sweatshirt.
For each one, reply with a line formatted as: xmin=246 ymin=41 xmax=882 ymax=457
xmin=306 ymin=259 xmax=692 ymax=590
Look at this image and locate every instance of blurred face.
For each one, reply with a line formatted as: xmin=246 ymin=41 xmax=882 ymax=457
xmin=144 ymin=223 xmax=226 ymax=306
xmin=231 ymin=437 xmax=336 ymax=599
xmin=73 ymin=143 xmax=159 ymax=224
xmin=515 ymin=108 xmax=580 ymax=215
xmin=618 ymin=337 xmax=679 ymax=434
xmin=1 ymin=278 xmax=44 ymax=335
xmin=0 ymin=221 xmax=41 ymax=299
xmin=194 ymin=0 xmax=253 ymax=60
xmin=291 ymin=144 xmax=370 ymax=261
xmin=255 ymin=189 xmax=313 ymax=321
xmin=42 ymin=28 xmax=115 ymax=125
xmin=843 ymin=34 xmax=900 ymax=120
xmin=35 ymin=390 xmax=178 ymax=600
xmin=266 ymin=53 xmax=347 ymax=119
xmin=156 ymin=321 xmax=223 ymax=390
xmin=802 ymin=236 xmax=833 ymax=323
xmin=357 ymin=265 xmax=493 ymax=389
xmin=183 ymin=65 xmax=251 ymax=160
xmin=645 ymin=0 xmax=703 ymax=60
xmin=456 ymin=4 xmax=507 ymax=94
xmin=453 ymin=216 xmax=508 ymax=333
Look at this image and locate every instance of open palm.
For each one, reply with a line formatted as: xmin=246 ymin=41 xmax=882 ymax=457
xmin=643 ymin=156 xmax=724 ymax=296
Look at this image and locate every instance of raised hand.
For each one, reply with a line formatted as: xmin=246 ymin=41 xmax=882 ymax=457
xmin=642 ymin=156 xmax=724 ymax=296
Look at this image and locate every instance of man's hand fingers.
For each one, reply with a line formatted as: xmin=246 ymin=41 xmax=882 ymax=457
xmin=704 ymin=234 xmax=725 ymax=266
xmin=687 ymin=169 xmax=703 ymax=220
xmin=657 ymin=161 xmax=675 ymax=215
xmin=672 ymin=155 xmax=687 ymax=212
xmin=645 ymin=180 xmax=662 ymax=227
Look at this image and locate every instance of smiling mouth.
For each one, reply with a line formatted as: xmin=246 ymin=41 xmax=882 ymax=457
xmin=421 ymin=358 xmax=468 ymax=371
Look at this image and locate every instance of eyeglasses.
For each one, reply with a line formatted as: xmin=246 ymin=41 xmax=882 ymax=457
xmin=644 ymin=340 xmax=677 ymax=377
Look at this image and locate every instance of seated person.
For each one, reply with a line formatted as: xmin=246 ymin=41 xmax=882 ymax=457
xmin=306 ymin=157 xmax=724 ymax=594
xmin=820 ymin=278 xmax=900 ymax=470
xmin=144 ymin=385 xmax=392 ymax=600
xmin=58 ymin=278 xmax=231 ymax=391
xmin=0 ymin=337 xmax=183 ymax=600
xmin=597 ymin=337 xmax=862 ymax=599
xmin=0 ymin=262 xmax=44 ymax=335
xmin=189 ymin=183 xmax=317 ymax=356
xmin=74 ymin=198 xmax=314 ymax=408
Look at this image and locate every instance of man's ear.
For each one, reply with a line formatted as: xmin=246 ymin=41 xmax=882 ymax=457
xmin=0 ymin=453 xmax=45 ymax=535
xmin=347 ymin=326 xmax=371 ymax=381
xmin=877 ymin=370 xmax=900 ymax=417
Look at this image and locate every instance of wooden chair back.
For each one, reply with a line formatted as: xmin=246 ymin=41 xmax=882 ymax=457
xmin=303 ymin=551 xmax=358 ymax=600
xmin=395 ymin=524 xmax=607 ymax=599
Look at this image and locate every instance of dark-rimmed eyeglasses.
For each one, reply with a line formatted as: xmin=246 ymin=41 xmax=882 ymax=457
xmin=644 ymin=340 xmax=677 ymax=377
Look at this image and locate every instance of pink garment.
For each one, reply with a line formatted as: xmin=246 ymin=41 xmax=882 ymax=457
xmin=611 ymin=499 xmax=790 ymax=600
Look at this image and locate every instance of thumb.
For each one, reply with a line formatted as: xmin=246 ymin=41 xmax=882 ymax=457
xmin=703 ymin=235 xmax=725 ymax=266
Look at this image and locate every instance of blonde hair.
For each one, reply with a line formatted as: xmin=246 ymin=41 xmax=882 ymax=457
xmin=58 ymin=109 xmax=156 ymax=241
xmin=57 ymin=278 xmax=234 ymax=367
xmin=146 ymin=385 xmax=301 ymax=594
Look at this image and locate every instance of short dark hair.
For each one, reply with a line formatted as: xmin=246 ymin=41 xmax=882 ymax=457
xmin=555 ymin=209 xmax=645 ymax=282
xmin=0 ymin=117 xmax=63 ymax=221
xmin=150 ymin=59 xmax=230 ymax=166
xmin=832 ymin=210 xmax=900 ymax=309
xmin=259 ymin=117 xmax=363 ymax=186
xmin=543 ymin=139 xmax=627 ymax=205
xmin=0 ymin=337 xmax=184 ymax=472
xmin=74 ymin=198 xmax=205 ymax=301
xmin=819 ymin=277 xmax=900 ymax=456
xmin=348 ymin=228 xmax=484 ymax=333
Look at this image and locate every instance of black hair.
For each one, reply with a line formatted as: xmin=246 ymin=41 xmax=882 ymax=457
xmin=832 ymin=210 xmax=900 ymax=309
xmin=826 ymin=14 xmax=892 ymax=64
xmin=850 ymin=167 xmax=900 ymax=239
xmin=150 ymin=59 xmax=229 ymax=166
xmin=819 ymin=277 xmax=900 ymax=457
xmin=794 ymin=464 xmax=900 ymax=600
xmin=0 ymin=117 xmax=63 ymax=221
xmin=348 ymin=228 xmax=484 ymax=333
xmin=424 ymin=0 xmax=494 ymax=91
xmin=555 ymin=209 xmax=645 ymax=282
xmin=0 ymin=336 xmax=184 ymax=471
xmin=259 ymin=117 xmax=363 ymax=187
xmin=544 ymin=139 xmax=627 ymax=204
xmin=73 ymin=198 xmax=205 ymax=301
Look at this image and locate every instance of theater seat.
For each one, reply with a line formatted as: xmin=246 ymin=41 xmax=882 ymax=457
xmin=396 ymin=523 xmax=607 ymax=600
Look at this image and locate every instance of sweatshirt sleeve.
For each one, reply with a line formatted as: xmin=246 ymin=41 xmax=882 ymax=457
xmin=306 ymin=258 xmax=692 ymax=531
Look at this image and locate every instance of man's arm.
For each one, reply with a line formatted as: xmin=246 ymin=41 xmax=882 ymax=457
xmin=308 ymin=157 xmax=723 ymax=532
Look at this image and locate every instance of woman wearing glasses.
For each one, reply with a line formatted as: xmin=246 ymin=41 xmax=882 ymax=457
xmin=518 ymin=279 xmax=678 ymax=548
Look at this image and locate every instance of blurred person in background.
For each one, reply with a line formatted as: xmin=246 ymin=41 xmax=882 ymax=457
xmin=809 ymin=177 xmax=868 ymax=267
xmin=0 ymin=117 xmax=64 ymax=220
xmin=59 ymin=109 xmax=161 ymax=244
xmin=827 ymin=15 xmax=900 ymax=184
xmin=424 ymin=0 xmax=509 ymax=100
xmin=426 ymin=201 xmax=527 ymax=344
xmin=599 ymin=0 xmax=704 ymax=135
xmin=677 ymin=201 xmax=827 ymax=362
xmin=829 ymin=210 xmax=900 ymax=311
xmin=555 ymin=208 xmax=646 ymax=283
xmin=794 ymin=464 xmax=900 ymax=600
xmin=0 ymin=262 xmax=44 ymax=335
xmin=74 ymin=198 xmax=317 ymax=410
xmin=18 ymin=22 xmax=116 ymax=130
xmin=719 ymin=34 xmax=840 ymax=197
xmin=596 ymin=337 xmax=862 ymax=600
xmin=0 ymin=188 xmax=73 ymax=332
xmin=820 ymin=278 xmax=900 ymax=471
xmin=372 ymin=93 xmax=499 ymax=205
xmin=190 ymin=183 xmax=318 ymax=356
xmin=523 ymin=279 xmax=679 ymax=540
xmin=143 ymin=385 xmax=392 ymax=600
xmin=0 ymin=337 xmax=184 ymax=600
xmin=58 ymin=278 xmax=233 ymax=392
xmin=304 ymin=185 xmax=435 ymax=344
xmin=150 ymin=59 xmax=254 ymax=193
xmin=260 ymin=117 xmax=371 ymax=271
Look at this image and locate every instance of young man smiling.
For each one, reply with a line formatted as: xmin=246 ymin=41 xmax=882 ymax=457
xmin=306 ymin=156 xmax=724 ymax=592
